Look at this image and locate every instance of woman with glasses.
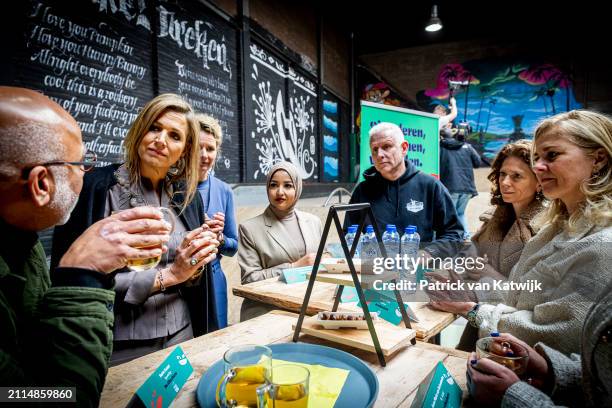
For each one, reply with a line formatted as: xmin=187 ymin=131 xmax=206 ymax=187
xmin=195 ymin=114 xmax=238 ymax=329
xmin=52 ymin=94 xmax=220 ymax=365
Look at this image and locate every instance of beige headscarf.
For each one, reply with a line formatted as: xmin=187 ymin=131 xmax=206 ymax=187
xmin=266 ymin=161 xmax=303 ymax=219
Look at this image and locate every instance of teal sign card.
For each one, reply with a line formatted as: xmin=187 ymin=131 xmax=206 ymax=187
xmin=359 ymin=300 xmax=419 ymax=324
xmin=280 ymin=266 xmax=310 ymax=284
xmin=359 ymin=289 xmax=420 ymax=323
xmin=340 ymin=286 xmax=358 ymax=303
xmin=411 ymin=362 xmax=462 ymax=408
xmin=281 ymin=265 xmax=326 ymax=284
xmin=135 ymin=346 xmax=193 ymax=408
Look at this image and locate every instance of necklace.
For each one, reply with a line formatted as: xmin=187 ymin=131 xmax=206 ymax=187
xmin=114 ymin=164 xmax=169 ymax=208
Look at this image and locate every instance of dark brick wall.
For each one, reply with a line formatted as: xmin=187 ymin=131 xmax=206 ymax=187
xmin=209 ymin=0 xmax=237 ymax=16
xmin=248 ymin=1 xmax=351 ymax=103
xmin=322 ymin=16 xmax=350 ymax=101
xmin=250 ymin=0 xmax=317 ymax=69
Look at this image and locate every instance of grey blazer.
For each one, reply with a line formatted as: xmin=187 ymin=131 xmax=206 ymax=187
xmin=238 ymin=207 xmax=322 ymax=284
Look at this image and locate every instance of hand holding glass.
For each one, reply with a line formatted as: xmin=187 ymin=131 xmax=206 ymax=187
xmin=476 ymin=337 xmax=529 ymax=376
xmin=113 ymin=207 xmax=175 ymax=271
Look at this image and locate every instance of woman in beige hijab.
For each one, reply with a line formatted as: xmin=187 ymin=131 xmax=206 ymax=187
xmin=237 ymin=162 xmax=322 ymax=319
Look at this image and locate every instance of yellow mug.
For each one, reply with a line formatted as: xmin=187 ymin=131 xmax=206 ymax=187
xmin=256 ymin=364 xmax=309 ymax=408
xmin=217 ymin=345 xmax=272 ymax=407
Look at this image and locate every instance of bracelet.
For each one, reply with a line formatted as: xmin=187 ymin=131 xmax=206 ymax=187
xmin=158 ymin=270 xmax=166 ymax=292
xmin=466 ymin=303 xmax=481 ymax=328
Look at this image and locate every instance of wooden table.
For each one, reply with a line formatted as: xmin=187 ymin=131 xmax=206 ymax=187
xmin=232 ymin=277 xmax=457 ymax=342
xmin=100 ymin=311 xmax=470 ymax=408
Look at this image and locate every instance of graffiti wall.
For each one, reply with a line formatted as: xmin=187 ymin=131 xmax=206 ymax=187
xmin=417 ymin=58 xmax=582 ymax=159
xmin=156 ymin=0 xmax=240 ymax=182
xmin=246 ymin=42 xmax=319 ymax=181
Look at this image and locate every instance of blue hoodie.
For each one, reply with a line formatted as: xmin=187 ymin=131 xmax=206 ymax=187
xmin=345 ymin=158 xmax=463 ymax=258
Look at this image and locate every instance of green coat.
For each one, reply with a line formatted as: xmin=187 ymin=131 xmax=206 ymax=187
xmin=0 ymin=220 xmax=115 ymax=407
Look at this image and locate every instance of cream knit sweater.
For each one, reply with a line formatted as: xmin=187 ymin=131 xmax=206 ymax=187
xmin=476 ymin=218 xmax=612 ymax=355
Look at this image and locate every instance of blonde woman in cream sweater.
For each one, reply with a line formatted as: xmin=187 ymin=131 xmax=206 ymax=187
xmin=428 ymin=110 xmax=612 ymax=355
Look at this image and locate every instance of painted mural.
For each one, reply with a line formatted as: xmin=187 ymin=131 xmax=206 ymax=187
xmin=247 ymin=42 xmax=318 ymax=181
xmin=417 ymin=59 xmax=582 ymax=160
xmin=322 ymin=90 xmax=340 ymax=182
xmin=356 ymin=82 xmax=405 ymax=129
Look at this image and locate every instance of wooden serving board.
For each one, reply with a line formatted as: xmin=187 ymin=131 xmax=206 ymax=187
xmin=293 ymin=315 xmax=416 ymax=356
xmin=306 ymin=272 xmax=398 ymax=289
xmin=233 ymin=277 xmax=458 ymax=341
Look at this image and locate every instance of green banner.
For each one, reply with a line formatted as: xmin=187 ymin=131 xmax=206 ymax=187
xmin=360 ymin=101 xmax=440 ymax=181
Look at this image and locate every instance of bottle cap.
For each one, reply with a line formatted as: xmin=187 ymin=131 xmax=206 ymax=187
xmin=366 ymin=225 xmax=374 ymax=233
xmin=348 ymin=226 xmax=357 ymax=233
xmin=405 ymin=226 xmax=416 ymax=234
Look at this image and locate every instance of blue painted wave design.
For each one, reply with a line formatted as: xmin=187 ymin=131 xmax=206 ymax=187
xmin=323 ymin=135 xmax=338 ymax=152
xmin=323 ymin=116 xmax=338 ymax=133
xmin=323 ymin=99 xmax=338 ymax=114
xmin=324 ymin=156 xmax=339 ymax=177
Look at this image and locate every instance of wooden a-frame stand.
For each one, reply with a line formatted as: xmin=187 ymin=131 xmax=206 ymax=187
xmin=292 ymin=203 xmax=416 ymax=366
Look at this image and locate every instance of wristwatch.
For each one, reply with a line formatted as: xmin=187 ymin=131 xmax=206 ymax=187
xmin=466 ymin=303 xmax=481 ymax=328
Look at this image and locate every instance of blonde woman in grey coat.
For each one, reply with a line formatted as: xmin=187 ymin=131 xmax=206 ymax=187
xmin=427 ymin=110 xmax=612 ymax=356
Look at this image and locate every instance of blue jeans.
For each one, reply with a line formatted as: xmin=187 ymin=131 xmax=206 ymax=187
xmin=450 ymin=193 xmax=471 ymax=240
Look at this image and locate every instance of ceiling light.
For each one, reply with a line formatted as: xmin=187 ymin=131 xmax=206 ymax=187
xmin=425 ymin=4 xmax=442 ymax=32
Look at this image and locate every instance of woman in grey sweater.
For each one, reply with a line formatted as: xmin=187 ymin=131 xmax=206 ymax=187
xmin=466 ymin=282 xmax=612 ymax=407
xmin=427 ymin=110 xmax=612 ymax=355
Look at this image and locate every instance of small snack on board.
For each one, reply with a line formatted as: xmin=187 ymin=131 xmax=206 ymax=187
xmin=316 ymin=311 xmax=379 ymax=329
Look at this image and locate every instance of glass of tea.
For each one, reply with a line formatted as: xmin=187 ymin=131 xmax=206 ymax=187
xmin=119 ymin=207 xmax=175 ymax=271
xmin=256 ymin=364 xmax=309 ymax=408
xmin=475 ymin=337 xmax=530 ymax=376
xmin=216 ymin=345 xmax=272 ymax=408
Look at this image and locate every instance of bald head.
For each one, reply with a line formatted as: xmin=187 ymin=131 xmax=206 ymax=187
xmin=0 ymin=87 xmax=81 ymax=179
xmin=0 ymin=87 xmax=84 ymax=231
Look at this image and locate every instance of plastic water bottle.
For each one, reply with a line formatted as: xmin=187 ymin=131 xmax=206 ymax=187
xmin=382 ymin=224 xmax=400 ymax=262
xmin=401 ymin=225 xmax=420 ymax=291
xmin=345 ymin=225 xmax=360 ymax=258
xmin=360 ymin=225 xmax=380 ymax=267
xmin=351 ymin=225 xmax=361 ymax=257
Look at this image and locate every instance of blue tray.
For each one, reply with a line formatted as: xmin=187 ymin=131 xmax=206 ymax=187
xmin=196 ymin=342 xmax=378 ymax=408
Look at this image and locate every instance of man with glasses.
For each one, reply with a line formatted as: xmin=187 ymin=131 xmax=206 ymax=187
xmin=0 ymin=87 xmax=171 ymax=406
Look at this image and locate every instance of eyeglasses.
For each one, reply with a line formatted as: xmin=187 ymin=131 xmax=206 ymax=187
xmin=21 ymin=149 xmax=98 ymax=179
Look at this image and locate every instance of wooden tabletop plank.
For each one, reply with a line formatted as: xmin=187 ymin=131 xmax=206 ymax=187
xmin=100 ymin=311 xmax=469 ymax=408
xmin=233 ymin=277 xmax=457 ymax=340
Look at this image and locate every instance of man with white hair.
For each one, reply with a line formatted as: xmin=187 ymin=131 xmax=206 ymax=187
xmin=346 ymin=122 xmax=463 ymax=258
xmin=0 ymin=86 xmax=171 ymax=406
